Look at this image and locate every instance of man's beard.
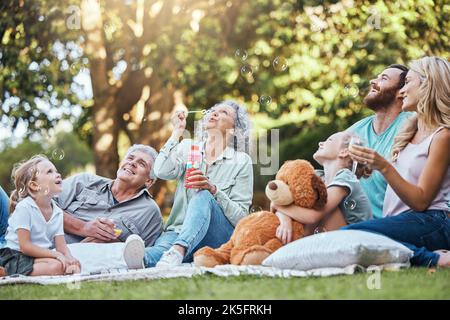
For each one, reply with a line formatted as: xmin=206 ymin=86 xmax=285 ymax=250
xmin=363 ymin=85 xmax=399 ymax=111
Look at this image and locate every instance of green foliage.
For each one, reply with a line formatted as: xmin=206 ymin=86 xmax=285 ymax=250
xmin=1 ymin=0 xmax=449 ymax=189
xmin=0 ymin=0 xmax=84 ymax=134
xmin=0 ymin=131 xmax=93 ymax=193
xmin=0 ymin=140 xmax=44 ymax=191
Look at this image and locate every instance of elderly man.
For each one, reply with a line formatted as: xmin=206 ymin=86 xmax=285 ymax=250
xmin=56 ymin=144 xmax=163 ymax=247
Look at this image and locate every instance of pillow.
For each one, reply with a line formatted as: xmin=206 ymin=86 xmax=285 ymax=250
xmin=262 ymin=230 xmax=413 ymax=270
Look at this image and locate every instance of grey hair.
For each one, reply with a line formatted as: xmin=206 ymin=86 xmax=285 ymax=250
xmin=125 ymin=144 xmax=158 ymax=180
xmin=195 ymin=100 xmax=252 ymax=154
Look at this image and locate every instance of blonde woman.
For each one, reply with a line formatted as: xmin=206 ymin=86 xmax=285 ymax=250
xmin=347 ymin=56 xmax=450 ymax=268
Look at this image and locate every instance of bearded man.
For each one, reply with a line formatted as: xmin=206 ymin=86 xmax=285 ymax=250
xmin=346 ymin=64 xmax=412 ymax=219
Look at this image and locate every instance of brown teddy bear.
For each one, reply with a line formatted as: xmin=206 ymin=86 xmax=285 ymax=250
xmin=193 ymin=159 xmax=327 ymax=267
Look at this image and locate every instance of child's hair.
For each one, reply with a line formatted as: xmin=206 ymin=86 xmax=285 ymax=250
xmin=340 ymin=133 xmax=372 ymax=179
xmin=9 ymin=155 xmax=49 ymax=213
xmin=392 ymin=56 xmax=450 ymax=162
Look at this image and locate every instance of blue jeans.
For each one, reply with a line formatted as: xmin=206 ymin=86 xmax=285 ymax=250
xmin=144 ymin=190 xmax=234 ymax=267
xmin=0 ymin=186 xmax=9 ymax=245
xmin=342 ymin=210 xmax=450 ymax=267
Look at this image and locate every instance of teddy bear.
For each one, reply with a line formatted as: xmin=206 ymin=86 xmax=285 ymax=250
xmin=193 ymin=159 xmax=328 ymax=267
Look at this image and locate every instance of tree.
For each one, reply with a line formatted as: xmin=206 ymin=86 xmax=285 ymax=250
xmin=1 ymin=0 xmax=449 ymax=201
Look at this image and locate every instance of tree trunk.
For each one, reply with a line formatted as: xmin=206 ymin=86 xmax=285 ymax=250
xmin=92 ymin=95 xmax=120 ymax=178
xmin=81 ymin=0 xmax=119 ymax=178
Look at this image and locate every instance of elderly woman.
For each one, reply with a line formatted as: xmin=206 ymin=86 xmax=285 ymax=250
xmin=144 ymin=100 xmax=254 ymax=267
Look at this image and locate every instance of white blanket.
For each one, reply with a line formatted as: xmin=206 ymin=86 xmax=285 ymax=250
xmin=0 ymin=263 xmax=409 ymax=286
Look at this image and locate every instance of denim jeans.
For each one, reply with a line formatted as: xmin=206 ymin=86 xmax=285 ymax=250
xmin=342 ymin=210 xmax=450 ymax=267
xmin=144 ymin=190 xmax=234 ymax=267
xmin=0 ymin=186 xmax=9 ymax=245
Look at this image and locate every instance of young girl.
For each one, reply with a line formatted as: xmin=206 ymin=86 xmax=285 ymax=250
xmin=271 ymin=131 xmax=372 ymax=244
xmin=0 ymin=155 xmax=81 ymax=277
xmin=347 ymin=56 xmax=450 ymax=268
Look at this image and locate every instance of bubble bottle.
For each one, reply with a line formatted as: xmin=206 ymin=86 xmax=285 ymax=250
xmin=185 ymin=143 xmax=202 ymax=189
xmin=184 ymin=109 xmax=206 ymax=189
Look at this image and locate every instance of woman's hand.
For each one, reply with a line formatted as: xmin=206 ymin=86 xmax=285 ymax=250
xmin=186 ymin=169 xmax=217 ymax=194
xmin=170 ymin=110 xmax=187 ymax=140
xmin=348 ymin=145 xmax=391 ymax=173
xmin=275 ymin=211 xmax=293 ymax=245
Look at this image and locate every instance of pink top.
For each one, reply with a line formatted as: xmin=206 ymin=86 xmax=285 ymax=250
xmin=383 ymin=127 xmax=450 ymax=217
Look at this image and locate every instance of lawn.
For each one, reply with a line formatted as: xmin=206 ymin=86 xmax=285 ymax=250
xmin=0 ymin=268 xmax=448 ymax=300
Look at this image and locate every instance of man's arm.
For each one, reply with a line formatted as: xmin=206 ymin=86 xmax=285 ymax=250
xmin=63 ymin=212 xmax=118 ymax=241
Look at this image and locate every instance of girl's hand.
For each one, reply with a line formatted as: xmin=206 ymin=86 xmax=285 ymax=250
xmin=275 ymin=211 xmax=293 ymax=245
xmin=170 ymin=110 xmax=187 ymax=140
xmin=66 ymin=255 xmax=81 ymax=268
xmin=65 ymin=264 xmax=81 ymax=275
xmin=64 ymin=254 xmax=81 ymax=274
xmin=54 ymin=252 xmax=68 ymax=271
xmin=186 ymin=169 xmax=217 ymax=194
xmin=348 ymin=145 xmax=391 ymax=173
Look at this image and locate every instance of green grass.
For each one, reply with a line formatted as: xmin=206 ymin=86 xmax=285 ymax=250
xmin=0 ymin=268 xmax=449 ymax=300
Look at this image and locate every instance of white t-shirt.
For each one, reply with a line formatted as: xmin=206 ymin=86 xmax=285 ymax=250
xmin=5 ymin=196 xmax=64 ymax=251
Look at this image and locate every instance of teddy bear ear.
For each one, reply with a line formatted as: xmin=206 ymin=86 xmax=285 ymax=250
xmin=311 ymin=174 xmax=328 ymax=209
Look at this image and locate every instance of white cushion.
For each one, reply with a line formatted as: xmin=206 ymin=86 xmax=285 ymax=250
xmin=262 ymin=230 xmax=413 ymax=270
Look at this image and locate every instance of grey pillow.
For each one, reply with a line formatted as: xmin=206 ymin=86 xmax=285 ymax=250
xmin=262 ymin=230 xmax=413 ymax=270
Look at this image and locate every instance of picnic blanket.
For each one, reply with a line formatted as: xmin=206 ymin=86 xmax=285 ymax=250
xmin=0 ymin=263 xmax=409 ymax=286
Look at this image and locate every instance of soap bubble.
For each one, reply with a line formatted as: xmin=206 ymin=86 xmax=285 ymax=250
xmin=310 ymin=20 xmax=325 ymax=32
xmin=250 ymin=205 xmax=262 ymax=214
xmin=52 ymin=149 xmax=65 ymax=161
xmin=69 ymin=63 xmax=78 ymax=74
xmin=353 ymin=33 xmax=371 ymax=49
xmin=43 ymin=187 xmax=50 ymax=195
xmin=273 ymin=56 xmax=288 ymax=72
xmin=280 ymin=2 xmax=294 ymax=13
xmin=18 ymin=186 xmax=26 ymax=196
xmin=29 ymin=167 xmax=40 ymax=178
xmin=240 ymin=64 xmax=253 ymax=77
xmin=344 ymin=199 xmax=357 ymax=211
xmin=344 ymin=84 xmax=359 ymax=98
xmin=235 ymin=49 xmax=248 ymax=61
xmin=259 ymin=95 xmax=272 ymax=106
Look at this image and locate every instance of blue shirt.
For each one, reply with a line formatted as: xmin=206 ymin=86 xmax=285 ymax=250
xmin=346 ymin=112 xmax=413 ymax=219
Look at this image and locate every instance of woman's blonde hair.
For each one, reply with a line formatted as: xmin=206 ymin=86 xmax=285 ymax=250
xmin=9 ymin=155 xmax=48 ymax=213
xmin=391 ymin=56 xmax=450 ymax=161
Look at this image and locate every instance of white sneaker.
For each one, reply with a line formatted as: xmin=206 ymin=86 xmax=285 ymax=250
xmin=123 ymin=234 xmax=145 ymax=270
xmin=156 ymin=247 xmax=184 ymax=267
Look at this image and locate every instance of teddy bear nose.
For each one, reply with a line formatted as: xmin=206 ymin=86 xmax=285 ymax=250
xmin=268 ymin=182 xmax=278 ymax=190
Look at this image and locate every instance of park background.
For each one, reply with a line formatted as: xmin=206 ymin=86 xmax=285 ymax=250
xmin=1 ymin=0 xmax=449 ymax=216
